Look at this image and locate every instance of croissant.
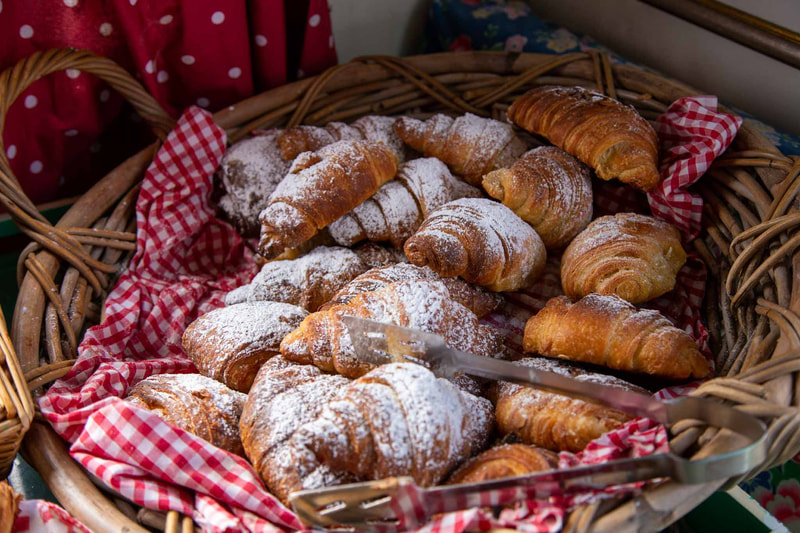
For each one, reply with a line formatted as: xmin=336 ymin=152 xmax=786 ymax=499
xmin=216 ymin=130 xmax=292 ymax=237
xmin=280 ymin=279 xmax=504 ymax=380
xmin=182 ymin=301 xmax=308 ymax=392
xmin=288 ymin=362 xmax=494 ymax=487
xmin=524 ymin=294 xmax=710 ymax=379
xmin=126 ymin=373 xmax=247 ymax=456
xmin=278 ymin=115 xmax=408 ymax=162
xmin=393 ymin=113 xmax=526 ymax=185
xmin=328 ymin=158 xmax=482 ymax=248
xmin=225 ymin=243 xmax=405 ymax=311
xmin=321 ymin=263 xmax=502 ymax=318
xmin=447 ymin=444 xmax=558 ymax=484
xmin=404 ymin=198 xmax=546 ymax=292
xmin=492 ymin=358 xmax=645 ymax=452
xmin=508 ymin=85 xmax=660 ymax=191
xmin=239 ymin=356 xmax=353 ymax=504
xmin=257 ymin=140 xmax=398 ymax=258
xmin=482 ymin=146 xmax=593 ymax=249
xmin=560 ymin=213 xmax=687 ymax=304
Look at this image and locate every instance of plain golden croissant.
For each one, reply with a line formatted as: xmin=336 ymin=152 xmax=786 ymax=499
xmin=288 ymin=362 xmax=494 ymax=487
xmin=508 ymin=85 xmax=660 ymax=191
xmin=492 ymin=358 xmax=645 ymax=452
xmin=560 ymin=213 xmax=687 ymax=303
xmin=404 ymin=198 xmax=546 ymax=292
xmin=447 ymin=443 xmax=558 ymax=484
xmin=278 ymin=115 xmax=408 ymax=162
xmin=239 ymin=356 xmax=353 ymax=504
xmin=320 ymin=263 xmax=502 ymax=318
xmin=126 ymin=373 xmax=247 ymax=456
xmin=280 ymin=279 xmax=504 ymax=380
xmin=524 ymin=294 xmax=710 ymax=379
xmin=257 ymin=140 xmax=398 ymax=258
xmin=393 ymin=113 xmax=526 ymax=185
xmin=225 ymin=243 xmax=405 ymax=311
xmin=482 ymin=146 xmax=593 ymax=249
xmin=182 ymin=301 xmax=308 ymax=392
xmin=328 ymin=157 xmax=482 ymax=248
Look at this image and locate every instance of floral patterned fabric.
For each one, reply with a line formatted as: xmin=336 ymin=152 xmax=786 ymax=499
xmin=424 ymin=1 xmax=800 ymax=530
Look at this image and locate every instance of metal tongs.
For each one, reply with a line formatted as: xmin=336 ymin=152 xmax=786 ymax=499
xmin=289 ymin=317 xmax=768 ymax=531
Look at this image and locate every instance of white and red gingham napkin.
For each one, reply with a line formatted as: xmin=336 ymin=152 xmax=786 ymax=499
xmin=25 ymin=97 xmax=740 ymax=533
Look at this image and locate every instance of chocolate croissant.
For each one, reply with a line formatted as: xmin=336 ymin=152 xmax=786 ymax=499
xmin=492 ymin=358 xmax=645 ymax=452
xmin=126 ymin=373 xmax=247 ymax=456
xmin=560 ymin=213 xmax=687 ymax=304
xmin=288 ymin=362 xmax=494 ymax=487
xmin=524 ymin=294 xmax=710 ymax=379
xmin=393 ymin=113 xmax=526 ymax=185
xmin=508 ymin=85 xmax=660 ymax=191
xmin=447 ymin=444 xmax=558 ymax=484
xmin=404 ymin=198 xmax=546 ymax=292
xmin=182 ymin=301 xmax=308 ymax=392
xmin=482 ymin=146 xmax=593 ymax=249
xmin=328 ymin=158 xmax=482 ymax=248
xmin=257 ymin=140 xmax=398 ymax=258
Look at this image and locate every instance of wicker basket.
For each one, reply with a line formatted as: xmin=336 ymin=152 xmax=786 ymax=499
xmin=1 ymin=48 xmax=799 ymax=533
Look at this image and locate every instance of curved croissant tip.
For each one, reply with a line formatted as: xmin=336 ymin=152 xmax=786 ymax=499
xmin=481 ymin=170 xmax=507 ymax=201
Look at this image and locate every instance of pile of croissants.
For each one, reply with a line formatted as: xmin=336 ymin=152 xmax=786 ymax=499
xmin=125 ymin=85 xmax=711 ymax=507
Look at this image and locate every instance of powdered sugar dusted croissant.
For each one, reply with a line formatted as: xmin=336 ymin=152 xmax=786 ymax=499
xmin=257 ymin=140 xmax=397 ymax=258
xmin=328 ymin=158 xmax=482 ymax=248
xmin=508 ymin=85 xmax=660 ymax=191
xmin=393 ymin=113 xmax=526 ymax=185
xmin=182 ymin=301 xmax=308 ymax=392
xmin=482 ymin=146 xmax=593 ymax=249
xmin=278 ymin=115 xmax=408 ymax=162
xmin=561 ymin=213 xmax=686 ymax=303
xmin=289 ymin=362 xmax=494 ymax=487
xmin=404 ymin=198 xmax=546 ymax=292
xmin=524 ymin=294 xmax=710 ymax=379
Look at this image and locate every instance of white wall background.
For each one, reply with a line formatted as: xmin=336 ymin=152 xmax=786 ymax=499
xmin=328 ymin=0 xmax=800 ymax=136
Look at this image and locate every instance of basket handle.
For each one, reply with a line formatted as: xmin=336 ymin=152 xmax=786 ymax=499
xmin=0 ymin=48 xmax=175 ymax=293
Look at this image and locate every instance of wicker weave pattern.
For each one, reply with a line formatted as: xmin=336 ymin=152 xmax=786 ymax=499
xmin=0 ymin=49 xmax=797 ymax=533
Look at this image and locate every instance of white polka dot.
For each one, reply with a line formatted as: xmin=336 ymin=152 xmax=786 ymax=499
xmin=30 ymin=161 xmax=43 ymax=174
xmin=99 ymin=22 xmax=113 ymax=36
xmin=145 ymin=60 xmax=155 ymax=74
xmin=228 ymin=67 xmax=241 ymax=79
xmin=157 ymin=71 xmax=169 ymax=83
xmin=24 ymin=95 xmax=37 ymax=108
xmin=309 ymin=14 xmax=321 ymax=27
xmin=159 ymin=14 xmax=173 ymax=25
xmin=99 ymin=90 xmax=110 ymax=102
xmin=329 ymin=35 xmax=334 ymax=48
xmin=255 ymin=34 xmax=267 ymax=47
xmin=64 ymin=129 xmax=79 ymax=137
xmin=7 ymin=145 xmax=17 ymax=159
xmin=196 ymin=97 xmax=210 ymax=108
xmin=0 ymin=1 xmax=4 ymax=14
xmin=181 ymin=55 xmax=195 ymax=65
xmin=66 ymin=69 xmax=80 ymax=79
xmin=129 ymin=0 xmax=137 ymax=5
xmin=63 ymin=0 xmax=78 ymax=7
xmin=19 ymin=25 xmax=33 ymax=39
xmin=211 ymin=11 xmax=225 ymax=24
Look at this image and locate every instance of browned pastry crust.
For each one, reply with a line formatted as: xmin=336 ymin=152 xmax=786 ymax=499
xmin=404 ymin=198 xmax=546 ymax=292
xmin=182 ymin=301 xmax=308 ymax=392
xmin=0 ymin=481 xmax=21 ymax=533
xmin=393 ymin=113 xmax=526 ymax=185
xmin=508 ymin=85 xmax=660 ymax=191
xmin=560 ymin=213 xmax=687 ymax=304
xmin=126 ymin=373 xmax=247 ymax=456
xmin=482 ymin=146 xmax=593 ymax=249
xmin=257 ymin=140 xmax=398 ymax=258
xmin=524 ymin=294 xmax=710 ymax=379
xmin=447 ymin=444 xmax=558 ymax=484
xmin=492 ymin=358 xmax=646 ymax=452
xmin=239 ymin=357 xmax=353 ymax=504
xmin=288 ymin=362 xmax=495 ymax=487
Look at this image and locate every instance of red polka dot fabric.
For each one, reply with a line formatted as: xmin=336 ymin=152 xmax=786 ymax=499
xmin=0 ymin=0 xmax=337 ymax=207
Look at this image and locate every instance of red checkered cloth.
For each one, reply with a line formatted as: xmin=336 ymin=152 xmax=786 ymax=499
xmin=31 ymin=97 xmax=738 ymax=533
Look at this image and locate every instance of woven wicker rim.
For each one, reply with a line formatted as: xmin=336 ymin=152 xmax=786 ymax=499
xmin=1 ymin=48 xmax=798 ymax=533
